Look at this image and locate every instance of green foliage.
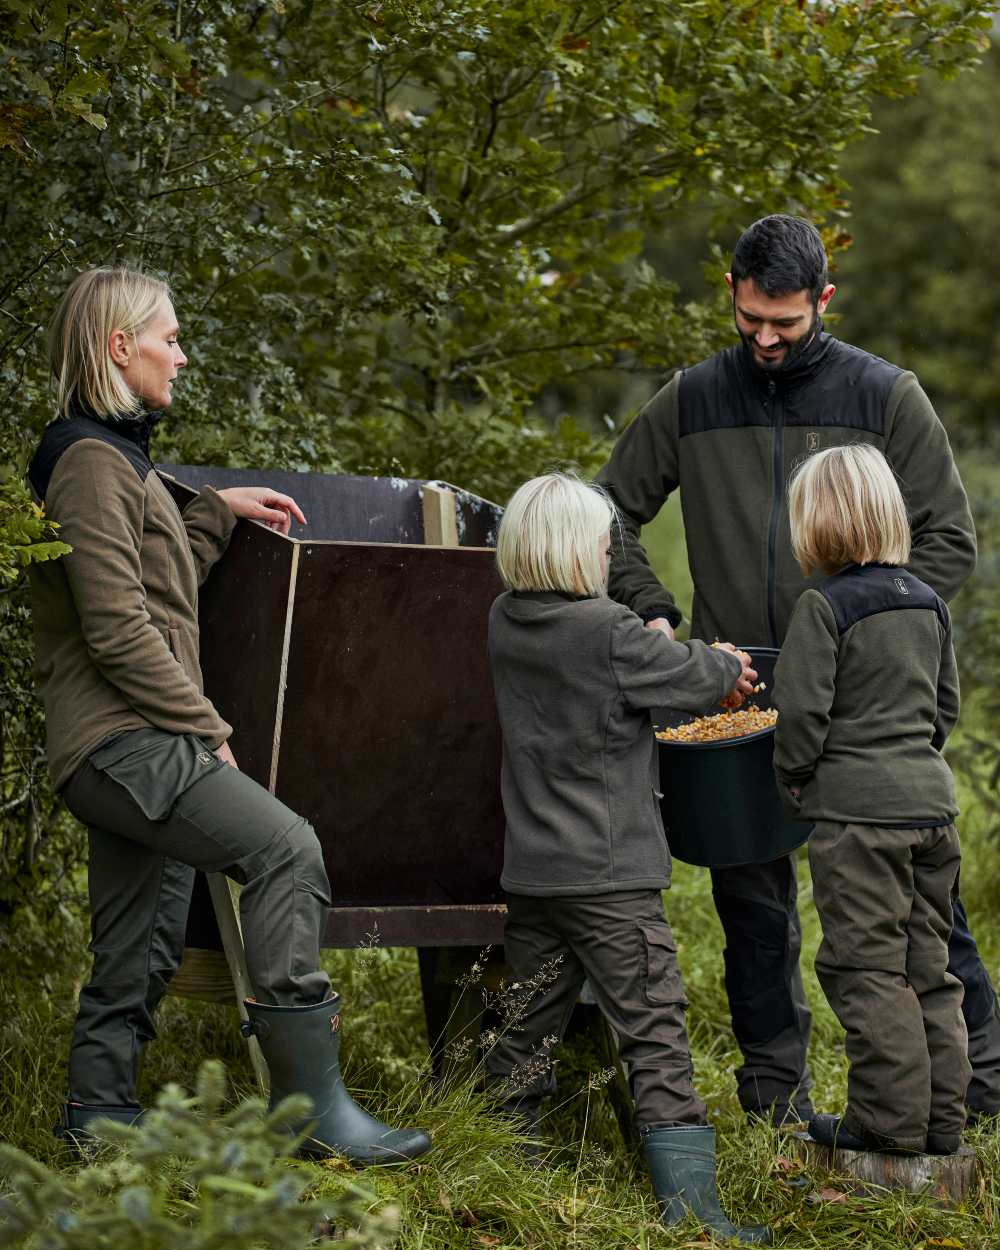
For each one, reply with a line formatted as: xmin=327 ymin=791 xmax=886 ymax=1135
xmin=0 ymin=479 xmax=70 ymax=588
xmin=0 ymin=1060 xmax=397 ymax=1250
xmin=834 ymin=42 xmax=1000 ymax=450
xmin=1 ymin=1 xmax=994 ymax=489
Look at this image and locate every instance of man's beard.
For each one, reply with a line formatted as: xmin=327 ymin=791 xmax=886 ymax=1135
xmin=738 ymin=308 xmax=820 ymax=372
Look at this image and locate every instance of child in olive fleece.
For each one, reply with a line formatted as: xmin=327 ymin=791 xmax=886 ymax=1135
xmin=774 ymin=444 xmax=969 ymax=1155
xmin=486 ymin=473 xmax=770 ymax=1245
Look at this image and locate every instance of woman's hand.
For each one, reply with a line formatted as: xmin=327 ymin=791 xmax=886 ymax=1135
xmin=217 ymin=486 xmax=306 ymax=534
xmin=214 ymin=740 xmax=238 ymax=769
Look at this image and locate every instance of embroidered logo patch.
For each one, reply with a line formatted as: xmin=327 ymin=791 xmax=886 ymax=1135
xmin=197 ymin=751 xmax=213 ymax=765
xmin=894 ymin=577 xmax=909 ymax=594
xmin=806 ymin=432 xmax=820 ymax=451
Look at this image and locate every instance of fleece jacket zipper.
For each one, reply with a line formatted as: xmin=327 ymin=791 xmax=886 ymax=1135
xmin=765 ymin=377 xmax=781 ymax=647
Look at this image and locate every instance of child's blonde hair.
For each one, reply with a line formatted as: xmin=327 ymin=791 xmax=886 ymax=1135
xmin=788 ymin=443 xmax=911 ymax=576
xmin=50 ymin=267 xmax=172 ymax=419
xmin=496 ymin=472 xmax=616 ymax=596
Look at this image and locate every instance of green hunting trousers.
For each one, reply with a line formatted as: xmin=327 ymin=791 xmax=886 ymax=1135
xmin=62 ymin=728 xmax=332 ymax=1107
xmin=486 ymin=890 xmax=706 ymax=1127
xmin=809 ymin=820 xmax=969 ymax=1150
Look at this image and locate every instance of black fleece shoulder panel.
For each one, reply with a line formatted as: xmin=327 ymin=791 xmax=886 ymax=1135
xmin=678 ymin=339 xmax=903 ymax=438
xmin=817 ymin=564 xmax=948 ymax=635
xmin=28 ymin=416 xmax=153 ymax=501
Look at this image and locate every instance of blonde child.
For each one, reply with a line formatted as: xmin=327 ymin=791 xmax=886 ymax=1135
xmin=774 ymin=444 xmax=968 ymax=1154
xmin=486 ymin=473 xmax=769 ymax=1244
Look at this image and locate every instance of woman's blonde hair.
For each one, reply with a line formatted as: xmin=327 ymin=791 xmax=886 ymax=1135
xmin=49 ymin=267 xmax=171 ymax=419
xmin=496 ymin=472 xmax=616 ymax=596
xmin=788 ymin=443 xmax=911 ymax=576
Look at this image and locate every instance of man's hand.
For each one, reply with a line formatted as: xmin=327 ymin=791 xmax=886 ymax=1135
xmin=644 ymin=617 xmax=675 ymax=640
xmin=214 ymin=740 xmax=238 ymax=769
xmin=217 ymin=486 xmax=306 ymax=535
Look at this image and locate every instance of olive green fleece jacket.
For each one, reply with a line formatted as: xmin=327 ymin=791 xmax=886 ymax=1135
xmin=488 ymin=591 xmax=741 ymax=896
xmin=596 ymin=334 xmax=976 ymax=647
xmin=29 ymin=434 xmax=236 ymax=790
xmin=772 ymin=564 xmax=959 ymax=826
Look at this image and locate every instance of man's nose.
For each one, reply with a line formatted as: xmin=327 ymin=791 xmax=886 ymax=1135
xmin=755 ymin=324 xmax=780 ymax=348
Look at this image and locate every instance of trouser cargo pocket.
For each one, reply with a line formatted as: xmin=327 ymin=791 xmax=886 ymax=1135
xmin=87 ymin=727 xmax=223 ymax=821
xmin=639 ymin=921 xmax=686 ymax=1007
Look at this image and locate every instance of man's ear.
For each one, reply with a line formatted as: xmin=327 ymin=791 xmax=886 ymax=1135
xmin=817 ymin=283 xmax=836 ymax=314
xmin=725 ymin=272 xmax=735 ymax=294
xmin=108 ymin=329 xmax=131 ymax=366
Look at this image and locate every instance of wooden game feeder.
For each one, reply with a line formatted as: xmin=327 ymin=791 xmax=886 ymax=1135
xmin=157 ymin=465 xmax=506 ymax=1089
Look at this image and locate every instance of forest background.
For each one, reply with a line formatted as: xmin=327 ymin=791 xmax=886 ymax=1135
xmin=1 ymin=3 xmax=1000 ymax=1249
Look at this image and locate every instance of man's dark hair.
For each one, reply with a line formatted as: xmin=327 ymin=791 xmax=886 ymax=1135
xmin=730 ymin=214 xmax=828 ymax=303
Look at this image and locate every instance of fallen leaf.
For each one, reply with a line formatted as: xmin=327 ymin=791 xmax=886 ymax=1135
xmin=773 ymin=1155 xmax=798 ymax=1172
xmin=437 ymin=1188 xmax=452 ymax=1213
xmin=806 ymin=1186 xmax=849 ymax=1204
xmin=474 ymin=1237 xmax=500 ymax=1248
xmin=460 ymin=1208 xmax=479 ymax=1228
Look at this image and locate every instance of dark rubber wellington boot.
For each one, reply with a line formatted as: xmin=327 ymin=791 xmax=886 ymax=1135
xmin=54 ymin=1101 xmax=144 ymax=1152
xmin=809 ymin=1113 xmax=921 ymax=1154
xmin=244 ymin=995 xmax=431 ymax=1165
xmin=642 ymin=1125 xmax=772 ymax=1245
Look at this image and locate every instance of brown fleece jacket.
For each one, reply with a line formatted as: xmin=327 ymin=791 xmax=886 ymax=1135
xmin=28 ymin=414 xmax=236 ymax=789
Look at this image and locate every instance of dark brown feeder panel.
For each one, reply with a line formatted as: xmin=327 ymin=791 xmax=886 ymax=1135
xmin=159 ymin=465 xmax=507 ymax=950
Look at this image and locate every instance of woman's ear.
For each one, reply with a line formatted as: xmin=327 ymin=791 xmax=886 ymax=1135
xmin=108 ymin=328 xmax=131 ymax=366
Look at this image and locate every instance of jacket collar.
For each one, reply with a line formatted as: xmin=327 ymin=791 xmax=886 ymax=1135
xmin=66 ymin=400 xmax=164 ymax=459
xmin=511 ymin=590 xmax=595 ymax=603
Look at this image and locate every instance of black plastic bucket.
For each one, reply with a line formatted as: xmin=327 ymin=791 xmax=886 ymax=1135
xmin=655 ymin=647 xmax=812 ymax=869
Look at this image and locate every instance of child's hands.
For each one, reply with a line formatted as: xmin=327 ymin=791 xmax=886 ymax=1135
xmin=714 ymin=642 xmax=757 ymax=708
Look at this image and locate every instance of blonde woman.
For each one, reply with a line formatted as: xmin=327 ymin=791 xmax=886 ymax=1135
xmin=28 ymin=267 xmax=430 ymax=1164
xmin=485 ymin=473 xmax=769 ymax=1244
xmin=774 ymin=443 xmax=968 ymax=1155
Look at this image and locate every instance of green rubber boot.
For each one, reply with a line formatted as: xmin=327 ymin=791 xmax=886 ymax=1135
xmin=54 ymin=1101 xmax=144 ymax=1154
xmin=642 ymin=1125 xmax=772 ymax=1244
xmin=244 ymin=995 xmax=431 ymax=1165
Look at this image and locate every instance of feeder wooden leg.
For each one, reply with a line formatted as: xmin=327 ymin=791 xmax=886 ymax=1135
xmin=206 ymin=872 xmax=270 ymax=1096
xmin=417 ymin=948 xmax=452 ymax=1078
xmin=418 ymin=946 xmax=493 ymax=1081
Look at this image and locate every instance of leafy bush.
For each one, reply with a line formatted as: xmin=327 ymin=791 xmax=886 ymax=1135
xmin=0 ymin=1060 xmax=398 ymax=1250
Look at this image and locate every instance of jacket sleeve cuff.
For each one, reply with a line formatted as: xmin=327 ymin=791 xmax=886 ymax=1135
xmin=186 ymin=486 xmax=237 ymax=540
xmin=639 ymin=604 xmax=683 ymax=629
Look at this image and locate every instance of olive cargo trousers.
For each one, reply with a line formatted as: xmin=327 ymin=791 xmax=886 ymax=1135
xmin=62 ymin=728 xmax=332 ymax=1107
xmin=712 ymin=846 xmax=999 ymax=1122
xmin=486 ymin=890 xmax=706 ymax=1127
xmin=809 ymin=821 xmax=970 ymax=1149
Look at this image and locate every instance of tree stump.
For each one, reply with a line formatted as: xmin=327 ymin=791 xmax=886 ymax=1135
xmin=788 ymin=1132 xmax=979 ymax=1204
